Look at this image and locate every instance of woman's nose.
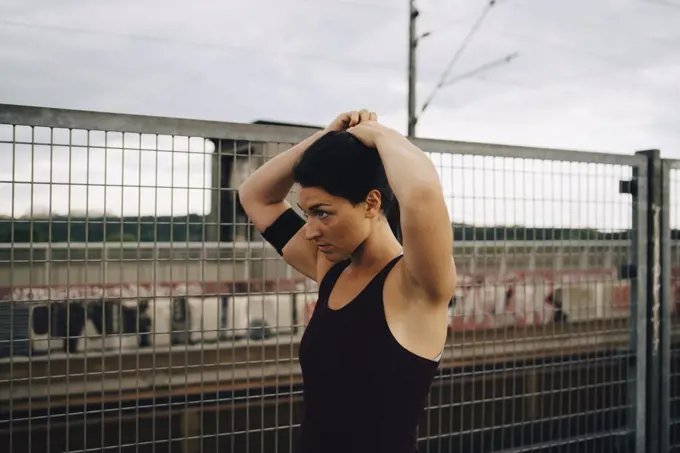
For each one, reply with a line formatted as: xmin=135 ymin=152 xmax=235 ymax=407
xmin=304 ymin=222 xmax=320 ymax=241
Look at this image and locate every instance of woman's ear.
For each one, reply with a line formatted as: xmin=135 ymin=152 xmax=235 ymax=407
xmin=364 ymin=189 xmax=382 ymax=218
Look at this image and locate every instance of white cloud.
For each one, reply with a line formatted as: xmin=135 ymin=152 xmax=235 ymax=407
xmin=0 ymin=0 xmax=679 ymax=227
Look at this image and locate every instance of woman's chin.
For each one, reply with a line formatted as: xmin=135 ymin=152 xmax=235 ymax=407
xmin=320 ymin=249 xmax=348 ymax=262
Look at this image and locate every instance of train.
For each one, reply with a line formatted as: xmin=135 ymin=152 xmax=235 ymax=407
xmin=1 ymin=266 xmax=678 ymax=359
xmin=0 ymin=282 xmax=315 ymax=358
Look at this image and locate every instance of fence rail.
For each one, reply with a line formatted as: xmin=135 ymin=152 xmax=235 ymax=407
xmin=0 ymin=103 xmax=677 ymax=453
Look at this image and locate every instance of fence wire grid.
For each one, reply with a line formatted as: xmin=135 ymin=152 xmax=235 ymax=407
xmin=0 ymin=104 xmax=675 ymax=453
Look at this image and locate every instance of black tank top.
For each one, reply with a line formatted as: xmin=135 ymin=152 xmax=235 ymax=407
xmin=297 ymin=254 xmax=440 ymax=453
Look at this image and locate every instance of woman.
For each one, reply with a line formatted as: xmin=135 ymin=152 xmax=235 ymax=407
xmin=238 ymin=110 xmax=456 ymax=453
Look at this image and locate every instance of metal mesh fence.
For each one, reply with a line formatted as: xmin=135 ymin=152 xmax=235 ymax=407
xmin=0 ymin=105 xmax=653 ymax=453
xmin=418 ymin=152 xmax=640 ymax=453
xmin=667 ymin=165 xmax=680 ymax=452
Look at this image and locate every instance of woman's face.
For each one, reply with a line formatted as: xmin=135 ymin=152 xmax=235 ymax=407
xmin=297 ymin=186 xmax=380 ymax=262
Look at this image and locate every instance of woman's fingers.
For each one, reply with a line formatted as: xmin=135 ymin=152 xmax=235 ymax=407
xmin=349 ymin=111 xmax=360 ymax=127
xmin=346 ymin=109 xmax=378 ymax=128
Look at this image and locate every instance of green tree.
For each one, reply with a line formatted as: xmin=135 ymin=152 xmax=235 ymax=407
xmin=106 ymin=232 xmax=138 ymax=242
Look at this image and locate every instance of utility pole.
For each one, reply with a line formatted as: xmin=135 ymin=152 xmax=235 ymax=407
xmin=407 ymin=0 xmax=418 ymax=137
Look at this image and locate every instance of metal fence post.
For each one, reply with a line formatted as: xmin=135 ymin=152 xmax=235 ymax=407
xmin=660 ymin=159 xmax=672 ymax=453
xmin=633 ymin=150 xmax=662 ymax=453
xmin=620 ymin=154 xmax=646 ymax=453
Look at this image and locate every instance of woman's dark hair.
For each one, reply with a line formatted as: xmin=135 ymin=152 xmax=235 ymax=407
xmin=292 ymin=130 xmax=402 ymax=243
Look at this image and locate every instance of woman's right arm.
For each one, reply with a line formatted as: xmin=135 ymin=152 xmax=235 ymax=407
xmin=238 ymin=110 xmax=375 ymax=282
xmin=238 ymin=129 xmax=327 ymax=282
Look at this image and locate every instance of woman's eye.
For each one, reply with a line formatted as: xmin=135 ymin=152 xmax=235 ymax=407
xmin=313 ymin=211 xmax=329 ymax=219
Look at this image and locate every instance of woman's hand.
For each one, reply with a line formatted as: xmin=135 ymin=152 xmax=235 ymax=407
xmin=347 ymin=120 xmax=401 ymax=149
xmin=326 ymin=109 xmax=377 ymax=132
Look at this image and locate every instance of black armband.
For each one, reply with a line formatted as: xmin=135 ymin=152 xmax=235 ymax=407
xmin=261 ymin=208 xmax=306 ymax=256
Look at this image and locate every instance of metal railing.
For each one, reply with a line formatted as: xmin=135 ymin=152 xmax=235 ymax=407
xmin=0 ymin=103 xmax=676 ymax=453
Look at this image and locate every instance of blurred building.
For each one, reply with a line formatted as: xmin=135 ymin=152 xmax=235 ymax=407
xmin=207 ymin=120 xmax=322 ymax=243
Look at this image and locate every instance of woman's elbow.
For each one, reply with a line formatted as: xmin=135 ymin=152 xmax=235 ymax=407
xmin=238 ymin=180 xmax=257 ymax=208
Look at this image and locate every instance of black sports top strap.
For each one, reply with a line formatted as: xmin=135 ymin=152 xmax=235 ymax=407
xmin=317 ymin=259 xmax=351 ymax=304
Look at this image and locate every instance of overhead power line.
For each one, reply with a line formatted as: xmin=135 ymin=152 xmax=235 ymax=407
xmin=407 ymin=0 xmax=518 ymax=137
xmin=0 ymin=18 xmax=404 ymax=71
xmin=419 ymin=0 xmax=499 ymax=115
xmin=641 ymin=0 xmax=680 ymax=10
xmin=441 ymin=52 xmax=519 ymax=86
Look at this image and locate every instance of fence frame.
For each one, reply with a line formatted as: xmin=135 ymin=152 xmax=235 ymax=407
xmin=626 ymin=150 xmax=650 ymax=453
xmin=0 ymin=102 xmax=675 ymax=452
xmin=660 ymin=158 xmax=677 ymax=453
xmin=0 ymin=103 xmax=647 ymax=165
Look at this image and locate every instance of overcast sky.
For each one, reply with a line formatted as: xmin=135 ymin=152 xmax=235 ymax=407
xmin=1 ymin=0 xmax=679 ymax=228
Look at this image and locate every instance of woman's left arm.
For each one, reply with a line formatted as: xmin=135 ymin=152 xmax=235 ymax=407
xmin=348 ymin=121 xmax=457 ymax=305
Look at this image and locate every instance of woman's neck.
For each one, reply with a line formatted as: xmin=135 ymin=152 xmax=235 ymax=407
xmin=348 ymin=220 xmax=402 ymax=272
